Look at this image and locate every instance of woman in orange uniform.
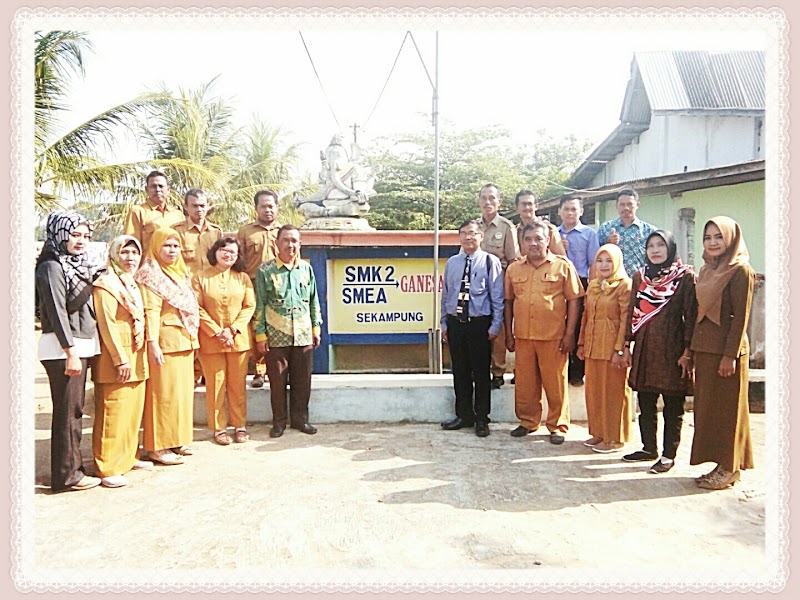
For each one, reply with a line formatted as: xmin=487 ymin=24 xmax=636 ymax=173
xmin=577 ymin=244 xmax=633 ymax=453
xmin=193 ymin=237 xmax=255 ymax=445
xmin=91 ymin=235 xmax=153 ymax=487
xmin=134 ymin=227 xmax=199 ymax=465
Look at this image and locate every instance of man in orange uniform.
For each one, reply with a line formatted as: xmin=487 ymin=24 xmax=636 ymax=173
xmin=173 ymin=188 xmax=223 ymax=276
xmin=505 ymin=222 xmax=583 ymax=444
xmin=236 ymin=190 xmax=282 ymax=388
xmin=123 ymin=170 xmax=184 ymax=255
xmin=477 ymin=183 xmax=519 ymax=390
xmin=173 ymin=188 xmax=223 ymax=385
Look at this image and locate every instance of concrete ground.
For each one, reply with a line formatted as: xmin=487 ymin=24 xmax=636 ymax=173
xmin=22 ymin=357 xmax=777 ymax=592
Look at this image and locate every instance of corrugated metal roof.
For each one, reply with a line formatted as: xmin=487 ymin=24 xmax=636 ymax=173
xmin=569 ymin=50 xmax=765 ymax=189
xmin=635 ymin=51 xmax=764 ymax=111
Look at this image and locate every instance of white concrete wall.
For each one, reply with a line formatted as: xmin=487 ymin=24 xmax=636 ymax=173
xmin=592 ymin=114 xmax=763 ymax=187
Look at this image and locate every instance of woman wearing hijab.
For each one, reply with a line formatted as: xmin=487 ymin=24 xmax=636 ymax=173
xmin=35 ymin=211 xmax=102 ymax=492
xmin=577 ymin=244 xmax=633 ymax=453
xmin=192 ymin=237 xmax=255 ymax=445
xmin=134 ymin=227 xmax=199 ymax=465
xmin=622 ymin=230 xmax=697 ymax=474
xmin=689 ymin=217 xmax=755 ymax=490
xmin=91 ymin=236 xmax=154 ymax=487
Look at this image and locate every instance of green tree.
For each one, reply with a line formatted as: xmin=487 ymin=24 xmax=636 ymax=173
xmin=34 ymin=30 xmax=168 ymax=216
xmin=138 ymin=81 xmax=307 ymax=230
xmin=365 ymin=122 xmax=591 ymax=230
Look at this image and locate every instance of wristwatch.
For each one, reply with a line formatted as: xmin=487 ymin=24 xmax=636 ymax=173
xmin=617 ymin=350 xmax=625 ymax=356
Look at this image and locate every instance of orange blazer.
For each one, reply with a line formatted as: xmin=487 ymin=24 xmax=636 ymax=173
xmin=192 ymin=267 xmax=255 ymax=354
xmin=91 ymin=285 xmax=148 ymax=384
xmin=141 ymin=285 xmax=199 ymax=354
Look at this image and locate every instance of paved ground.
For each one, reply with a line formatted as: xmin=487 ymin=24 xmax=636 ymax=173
xmin=20 ymin=355 xmax=778 ymax=592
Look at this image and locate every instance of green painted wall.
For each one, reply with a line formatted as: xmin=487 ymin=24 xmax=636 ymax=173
xmin=685 ymin=181 xmax=765 ymax=274
xmin=595 ymin=179 xmax=765 ymax=274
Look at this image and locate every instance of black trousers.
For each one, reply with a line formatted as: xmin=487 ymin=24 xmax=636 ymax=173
xmin=568 ymin=276 xmax=589 ymax=383
xmin=447 ymin=315 xmax=492 ymax=423
xmin=42 ymin=358 xmax=89 ymax=490
xmin=636 ymin=392 xmax=686 ymax=459
xmin=265 ymin=345 xmax=313 ymax=427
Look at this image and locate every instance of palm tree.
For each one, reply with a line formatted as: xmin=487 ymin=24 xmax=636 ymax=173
xmin=139 ymin=80 xmax=308 ymax=230
xmin=34 ymin=30 xmax=169 ymax=216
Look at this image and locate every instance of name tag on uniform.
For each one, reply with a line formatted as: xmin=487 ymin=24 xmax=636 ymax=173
xmin=494 ymin=232 xmax=503 ymax=240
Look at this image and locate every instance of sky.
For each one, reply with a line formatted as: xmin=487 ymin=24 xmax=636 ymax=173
xmin=51 ymin=12 xmax=768 ymax=178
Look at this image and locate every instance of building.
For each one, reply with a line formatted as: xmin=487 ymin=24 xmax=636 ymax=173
xmin=539 ymin=50 xmax=765 ymax=366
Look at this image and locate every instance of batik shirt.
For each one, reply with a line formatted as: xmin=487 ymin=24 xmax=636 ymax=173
xmin=253 ymin=257 xmax=321 ymax=348
xmin=596 ymin=216 xmax=657 ymax=277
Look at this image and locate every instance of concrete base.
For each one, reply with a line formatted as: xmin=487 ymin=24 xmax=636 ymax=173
xmin=299 ymin=216 xmax=374 ymax=231
xmin=192 ymin=369 xmax=767 ymax=426
xmin=193 ymin=373 xmax=588 ymax=425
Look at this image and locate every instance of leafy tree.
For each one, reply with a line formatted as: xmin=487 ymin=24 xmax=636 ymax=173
xmin=34 ymin=30 xmax=169 ymax=216
xmin=138 ymin=81 xmax=308 ymax=231
xmin=365 ymin=121 xmax=592 ymax=230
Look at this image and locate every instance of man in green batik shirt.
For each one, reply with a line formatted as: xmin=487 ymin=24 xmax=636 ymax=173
xmin=253 ymin=225 xmax=322 ymax=439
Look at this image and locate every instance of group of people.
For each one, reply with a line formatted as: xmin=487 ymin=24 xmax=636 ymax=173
xmin=35 ymin=172 xmax=755 ymax=494
xmin=36 ymin=171 xmax=321 ymax=492
xmin=440 ymin=183 xmax=755 ymax=491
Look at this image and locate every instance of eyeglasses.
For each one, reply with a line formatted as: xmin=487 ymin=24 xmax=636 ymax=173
xmin=218 ymin=249 xmax=238 ymax=256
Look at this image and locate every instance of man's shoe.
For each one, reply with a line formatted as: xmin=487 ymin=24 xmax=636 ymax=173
xmin=649 ymin=459 xmax=674 ymax=474
xmin=549 ymin=430 xmax=566 ymax=445
xmin=569 ymin=378 xmax=585 ymax=387
xmin=622 ymin=450 xmax=658 ymax=462
xmin=440 ymin=417 xmax=473 ymax=430
xmin=269 ymin=425 xmax=285 ymax=438
xmin=251 ymin=374 xmax=264 ymax=388
xmin=475 ymin=422 xmax=490 ymax=437
xmin=491 ymin=376 xmax=504 ymax=389
xmin=292 ymin=423 xmax=318 ymax=435
xmin=69 ymin=475 xmax=101 ymax=491
xmin=510 ymin=425 xmax=535 ymax=437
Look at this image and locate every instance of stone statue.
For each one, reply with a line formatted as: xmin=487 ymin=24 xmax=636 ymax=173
xmin=296 ymin=133 xmax=376 ymax=229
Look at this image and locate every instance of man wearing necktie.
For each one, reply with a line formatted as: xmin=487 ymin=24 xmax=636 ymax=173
xmin=440 ymin=219 xmax=504 ymax=437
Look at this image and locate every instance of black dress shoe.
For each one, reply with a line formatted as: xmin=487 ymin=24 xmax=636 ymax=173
xmin=475 ymin=422 xmax=490 ymax=437
xmin=440 ymin=417 xmax=473 ymax=430
xmin=491 ymin=376 xmax=504 ymax=389
xmin=269 ymin=425 xmax=285 ymax=438
xmin=510 ymin=425 xmax=534 ymax=437
xmin=622 ymin=450 xmax=658 ymax=462
xmin=291 ymin=423 xmax=318 ymax=435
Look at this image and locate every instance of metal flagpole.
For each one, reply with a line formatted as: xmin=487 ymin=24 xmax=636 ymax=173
xmin=430 ymin=31 xmax=442 ymax=374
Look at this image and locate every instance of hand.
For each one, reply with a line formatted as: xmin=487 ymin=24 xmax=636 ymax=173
xmin=576 ymin=345 xmax=585 ymax=361
xmin=312 ymin=333 xmax=321 ymax=349
xmin=115 ymin=363 xmax=132 ymax=383
xmin=608 ymin=227 xmax=620 ymax=245
xmin=718 ymin=356 xmax=736 ymax=378
xmin=147 ymin=341 xmax=165 ymax=366
xmin=559 ymin=334 xmax=576 ymax=354
xmin=623 ymin=347 xmax=632 ymax=368
xmin=256 ymin=341 xmax=268 ymax=356
xmin=610 ymin=352 xmax=625 ymax=369
xmin=505 ymin=334 xmax=515 ymax=353
xmin=441 ymin=329 xmax=448 ymax=343
xmin=64 ymin=353 xmax=82 ymax=377
xmin=215 ymin=327 xmax=234 ymax=347
xmin=488 ymin=331 xmax=498 ymax=341
xmin=678 ymin=354 xmax=694 ymax=379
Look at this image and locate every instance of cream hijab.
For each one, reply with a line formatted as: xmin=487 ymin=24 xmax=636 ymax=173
xmin=93 ymin=235 xmax=145 ymax=350
xmin=695 ymin=216 xmax=750 ymax=325
xmin=588 ymin=244 xmax=628 ymax=295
